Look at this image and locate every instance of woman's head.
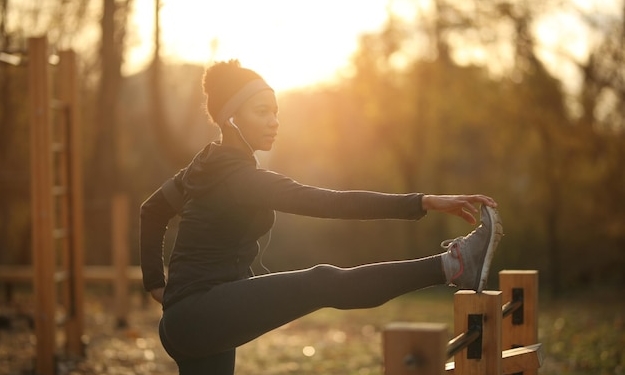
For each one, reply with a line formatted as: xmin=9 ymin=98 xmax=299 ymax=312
xmin=203 ymin=60 xmax=279 ymax=152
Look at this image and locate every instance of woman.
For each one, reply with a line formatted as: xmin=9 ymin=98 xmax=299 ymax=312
xmin=140 ymin=60 xmax=503 ymax=374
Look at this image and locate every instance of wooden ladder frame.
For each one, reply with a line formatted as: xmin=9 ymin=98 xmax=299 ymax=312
xmin=29 ymin=36 xmax=85 ymax=375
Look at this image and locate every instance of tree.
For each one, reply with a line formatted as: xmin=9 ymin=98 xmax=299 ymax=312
xmin=569 ymin=1 xmax=625 ymax=286
xmin=84 ymin=0 xmax=132 ymax=263
xmin=146 ymin=0 xmax=195 ymax=168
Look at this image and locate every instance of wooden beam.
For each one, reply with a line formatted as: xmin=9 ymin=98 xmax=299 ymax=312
xmin=445 ymin=343 xmax=543 ymax=374
xmin=501 ymin=343 xmax=543 ymax=374
xmin=0 ymin=265 xmax=144 ymax=283
xmin=112 ymin=194 xmax=130 ymax=327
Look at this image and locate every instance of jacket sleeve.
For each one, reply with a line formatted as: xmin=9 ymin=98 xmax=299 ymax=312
xmin=139 ymin=176 xmax=183 ymax=291
xmin=230 ymin=168 xmax=427 ymax=221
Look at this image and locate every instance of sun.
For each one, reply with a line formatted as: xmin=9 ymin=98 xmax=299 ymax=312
xmin=126 ymin=0 xmax=397 ymax=92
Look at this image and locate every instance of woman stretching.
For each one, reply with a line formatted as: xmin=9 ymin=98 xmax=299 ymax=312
xmin=140 ymin=60 xmax=503 ymax=374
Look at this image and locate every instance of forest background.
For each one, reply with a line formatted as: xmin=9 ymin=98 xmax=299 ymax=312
xmin=0 ymin=0 xmax=624 ymax=300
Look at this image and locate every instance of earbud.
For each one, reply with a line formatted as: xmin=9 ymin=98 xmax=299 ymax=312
xmin=228 ymin=117 xmax=237 ymax=128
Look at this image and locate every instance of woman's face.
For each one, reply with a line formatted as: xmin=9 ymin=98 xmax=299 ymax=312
xmin=232 ymin=90 xmax=279 ymax=152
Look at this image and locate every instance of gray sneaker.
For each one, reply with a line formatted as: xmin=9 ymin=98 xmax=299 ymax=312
xmin=441 ymin=205 xmax=503 ymax=292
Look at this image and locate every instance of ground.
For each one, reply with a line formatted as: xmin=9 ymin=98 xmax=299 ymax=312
xmin=1 ymin=285 xmax=623 ymax=375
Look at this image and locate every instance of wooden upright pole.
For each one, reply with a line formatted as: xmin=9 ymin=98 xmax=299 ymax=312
xmin=58 ymin=49 xmax=85 ymax=357
xmin=29 ymin=36 xmax=56 ymax=375
xmin=453 ymin=291 xmax=502 ymax=375
xmin=112 ymin=193 xmax=130 ymax=327
xmin=500 ymin=270 xmax=539 ymax=375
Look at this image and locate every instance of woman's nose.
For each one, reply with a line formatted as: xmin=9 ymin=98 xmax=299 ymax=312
xmin=270 ymin=114 xmax=279 ymax=128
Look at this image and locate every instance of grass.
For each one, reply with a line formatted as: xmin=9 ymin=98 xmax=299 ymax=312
xmin=1 ymin=285 xmax=623 ymax=374
xmin=537 ymin=286 xmax=625 ymax=375
xmin=234 ymin=286 xmax=625 ymax=375
xmin=235 ymin=287 xmax=455 ymax=375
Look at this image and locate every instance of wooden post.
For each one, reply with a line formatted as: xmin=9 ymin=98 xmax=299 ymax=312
xmin=58 ymin=49 xmax=85 ymax=357
xmin=453 ymin=291 xmax=502 ymax=375
xmin=383 ymin=322 xmax=447 ymax=375
xmin=29 ymin=36 xmax=56 ymax=375
xmin=112 ymin=193 xmax=130 ymax=327
xmin=500 ymin=270 xmax=539 ymax=375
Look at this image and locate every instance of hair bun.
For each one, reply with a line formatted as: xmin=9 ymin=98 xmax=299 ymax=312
xmin=203 ymin=60 xmax=264 ymax=123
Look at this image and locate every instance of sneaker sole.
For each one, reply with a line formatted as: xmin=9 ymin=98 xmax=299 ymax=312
xmin=475 ymin=206 xmax=503 ymax=292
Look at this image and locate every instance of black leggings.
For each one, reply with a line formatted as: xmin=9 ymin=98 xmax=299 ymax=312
xmin=159 ymin=254 xmax=445 ymax=374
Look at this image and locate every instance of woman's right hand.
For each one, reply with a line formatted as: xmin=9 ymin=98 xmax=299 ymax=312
xmin=150 ymin=287 xmax=165 ymax=304
xmin=421 ymin=194 xmax=498 ymax=225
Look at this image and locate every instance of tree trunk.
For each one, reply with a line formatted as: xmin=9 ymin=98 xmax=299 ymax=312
xmin=148 ymin=0 xmax=190 ymax=167
xmin=86 ymin=0 xmax=129 ymax=264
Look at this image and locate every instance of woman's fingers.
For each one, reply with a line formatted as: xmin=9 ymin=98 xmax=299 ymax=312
xmin=458 ymin=208 xmax=477 ymax=225
xmin=463 ymin=200 xmax=479 ymax=213
xmin=470 ymin=194 xmax=497 ymax=207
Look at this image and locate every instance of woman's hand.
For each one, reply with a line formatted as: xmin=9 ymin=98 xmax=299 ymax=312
xmin=422 ymin=194 xmax=497 ymax=225
xmin=150 ymin=287 xmax=165 ymax=304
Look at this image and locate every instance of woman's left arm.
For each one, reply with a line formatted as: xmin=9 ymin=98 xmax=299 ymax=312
xmin=233 ymin=169 xmax=496 ymax=223
xmin=233 ymin=169 xmax=427 ymax=220
xmin=139 ymin=188 xmax=177 ymax=293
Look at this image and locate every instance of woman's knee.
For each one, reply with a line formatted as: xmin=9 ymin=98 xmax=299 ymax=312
xmin=309 ymin=263 xmax=344 ymax=280
xmin=305 ymin=264 xmax=348 ymax=295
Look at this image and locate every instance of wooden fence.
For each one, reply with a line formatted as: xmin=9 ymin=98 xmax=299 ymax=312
xmin=383 ymin=270 xmax=542 ymax=375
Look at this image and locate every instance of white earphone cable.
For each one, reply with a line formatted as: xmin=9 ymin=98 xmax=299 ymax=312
xmin=229 ymin=117 xmax=270 ymax=273
xmin=229 ymin=117 xmax=259 ymax=165
xmin=259 ymin=229 xmax=272 ymax=274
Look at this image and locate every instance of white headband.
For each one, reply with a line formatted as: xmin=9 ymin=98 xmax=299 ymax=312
xmin=216 ymin=79 xmax=273 ymax=125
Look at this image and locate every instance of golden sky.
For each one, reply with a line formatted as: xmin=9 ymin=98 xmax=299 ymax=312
xmin=126 ymin=0 xmax=416 ymax=92
xmin=125 ymin=0 xmax=620 ymax=93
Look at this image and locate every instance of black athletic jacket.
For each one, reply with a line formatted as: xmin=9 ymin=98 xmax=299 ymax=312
xmin=140 ymin=142 xmax=427 ymax=309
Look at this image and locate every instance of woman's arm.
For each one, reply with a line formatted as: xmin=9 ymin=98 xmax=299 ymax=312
xmin=231 ymin=168 xmax=496 ymax=223
xmin=231 ymin=169 xmax=425 ymax=220
xmin=139 ymin=187 xmax=178 ymax=299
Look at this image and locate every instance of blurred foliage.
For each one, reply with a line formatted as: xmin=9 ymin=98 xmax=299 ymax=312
xmin=0 ymin=0 xmax=624 ymax=295
xmin=540 ymin=288 xmax=625 ymax=374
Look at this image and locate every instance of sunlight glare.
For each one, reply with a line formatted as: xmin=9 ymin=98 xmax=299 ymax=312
xmin=302 ymin=346 xmax=316 ymax=357
xmin=127 ymin=0 xmax=400 ymax=92
xmin=533 ymin=10 xmax=595 ymax=95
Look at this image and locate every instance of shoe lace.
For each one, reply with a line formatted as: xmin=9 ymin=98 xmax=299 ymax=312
xmin=440 ymin=222 xmax=484 ymax=249
xmin=440 ymin=236 xmax=463 ymax=249
xmin=441 ymin=236 xmax=465 ymax=281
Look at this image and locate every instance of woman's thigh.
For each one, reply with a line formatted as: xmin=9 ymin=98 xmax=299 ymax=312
xmin=160 ymin=271 xmax=322 ymax=357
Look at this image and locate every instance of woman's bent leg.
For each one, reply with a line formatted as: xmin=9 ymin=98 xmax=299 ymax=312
xmin=161 ymin=254 xmax=445 ymax=358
